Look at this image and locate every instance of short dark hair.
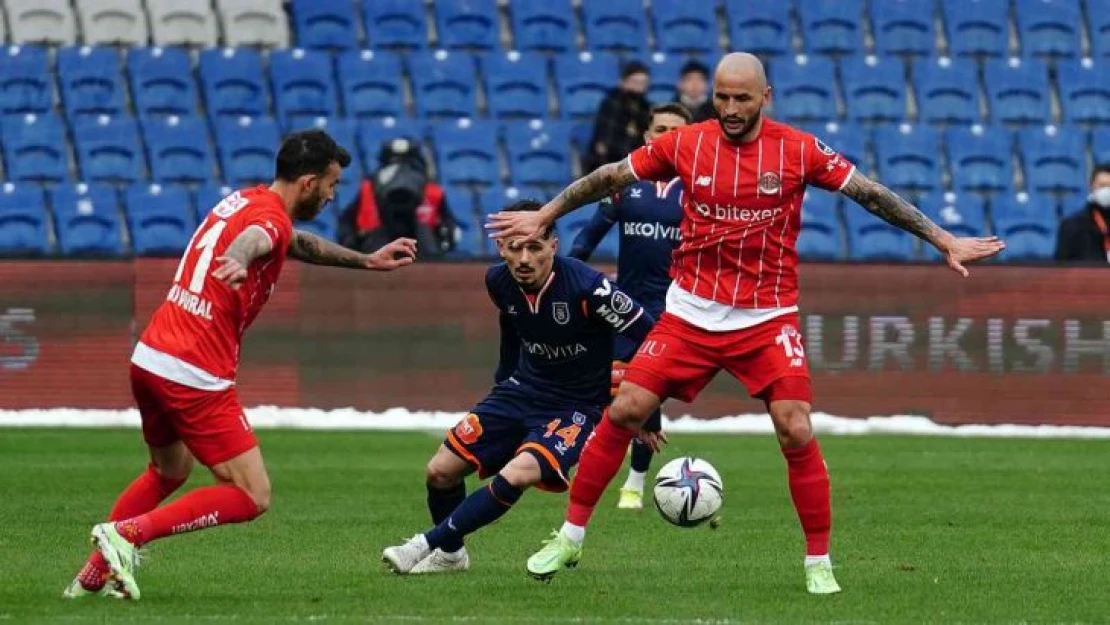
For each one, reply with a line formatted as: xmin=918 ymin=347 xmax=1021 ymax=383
xmin=1092 ymin=163 xmax=1110 ymax=184
xmin=649 ymin=102 xmax=694 ymax=125
xmin=680 ymin=60 xmax=709 ymax=79
xmin=275 ymin=129 xmax=352 ymax=182
xmin=503 ymin=199 xmax=555 ymax=239
xmin=621 ymin=60 xmax=650 ymax=80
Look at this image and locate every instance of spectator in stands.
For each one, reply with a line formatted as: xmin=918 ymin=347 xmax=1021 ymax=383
xmin=339 ymin=137 xmax=458 ymax=258
xmin=582 ymin=61 xmax=651 ymax=174
xmin=674 ymin=60 xmax=714 ymax=122
xmin=1055 ymin=163 xmax=1110 ymax=265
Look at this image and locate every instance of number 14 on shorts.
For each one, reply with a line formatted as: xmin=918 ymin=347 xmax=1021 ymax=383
xmin=543 ymin=419 xmax=582 ymax=455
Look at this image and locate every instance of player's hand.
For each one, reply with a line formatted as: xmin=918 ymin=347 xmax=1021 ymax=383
xmin=940 ymin=235 xmax=1006 ymax=277
xmin=365 ymin=237 xmax=418 ymax=271
xmin=639 ymin=429 xmax=668 ymax=453
xmin=485 ymin=207 xmax=550 ymax=241
xmin=212 ymin=255 xmax=248 ymax=288
xmin=610 ymin=360 xmax=627 ymax=398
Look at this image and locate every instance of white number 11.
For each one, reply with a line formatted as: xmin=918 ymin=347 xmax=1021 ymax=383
xmin=173 ymin=220 xmax=228 ymax=294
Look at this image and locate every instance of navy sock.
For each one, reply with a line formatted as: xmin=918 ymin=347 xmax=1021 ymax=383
xmin=424 ymin=475 xmax=523 ymax=551
xmin=426 ymin=481 xmax=466 ymax=552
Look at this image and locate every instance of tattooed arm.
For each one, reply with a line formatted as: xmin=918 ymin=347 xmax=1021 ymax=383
xmin=840 ymin=171 xmax=1006 ymax=276
xmin=212 ymin=226 xmax=274 ymax=286
xmin=289 ymin=230 xmax=417 ymax=271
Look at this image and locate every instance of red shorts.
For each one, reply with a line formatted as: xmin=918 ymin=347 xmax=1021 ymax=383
xmin=130 ymin=364 xmax=258 ymax=466
xmin=625 ymin=312 xmax=812 ymax=404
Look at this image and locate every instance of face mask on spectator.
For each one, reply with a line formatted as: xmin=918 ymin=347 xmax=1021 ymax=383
xmin=1089 ymin=187 xmax=1110 ymax=208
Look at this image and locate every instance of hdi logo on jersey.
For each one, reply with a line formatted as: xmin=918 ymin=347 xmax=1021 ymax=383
xmin=552 ymin=302 xmax=570 ymax=325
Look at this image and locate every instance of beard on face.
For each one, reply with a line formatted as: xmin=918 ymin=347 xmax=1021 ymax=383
xmin=293 ymin=184 xmax=326 ymax=220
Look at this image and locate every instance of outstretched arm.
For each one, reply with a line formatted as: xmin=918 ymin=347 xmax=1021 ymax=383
xmin=840 ymin=171 xmax=1005 ymax=276
xmin=212 ymin=226 xmax=274 ymax=287
xmin=487 ymin=160 xmax=637 ymax=241
xmin=289 ymin=230 xmax=417 ymax=270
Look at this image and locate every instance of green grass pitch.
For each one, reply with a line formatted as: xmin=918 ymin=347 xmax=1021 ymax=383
xmin=2 ymin=428 xmax=1106 ymax=624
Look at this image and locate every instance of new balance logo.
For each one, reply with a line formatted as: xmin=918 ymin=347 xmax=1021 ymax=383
xmin=789 ymin=358 xmax=804 ymax=368
xmin=695 ymin=175 xmax=713 ymax=187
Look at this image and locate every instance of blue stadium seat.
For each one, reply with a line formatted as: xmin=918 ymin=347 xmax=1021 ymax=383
xmin=805 ymin=122 xmax=869 ymax=172
xmin=723 ymin=0 xmax=791 ymax=56
xmin=483 ymin=51 xmax=550 ymax=119
xmin=1093 ymin=128 xmax=1110 ymax=163
xmin=214 ymin=116 xmax=282 ymax=187
xmin=1058 ymin=191 xmax=1089 ymax=216
xmin=913 ymin=57 xmax=980 ymax=125
xmin=581 ymin=0 xmax=648 ymax=53
xmin=845 ymin=209 xmax=917 ymax=260
xmin=991 ymin=194 xmax=1058 ymax=260
xmin=125 ymin=183 xmax=196 ymax=256
xmin=57 ymin=46 xmax=126 ymax=121
xmin=442 ymin=185 xmax=484 ymax=256
xmin=919 ymin=192 xmax=988 ymax=259
xmin=505 ymin=120 xmax=572 ymax=186
xmin=128 ymin=47 xmax=197 ymax=118
xmin=479 ymin=185 xmax=547 ymax=215
xmin=194 ymin=181 xmax=235 ymax=222
xmin=436 ymin=0 xmax=499 ymax=50
xmin=269 ymin=48 xmax=339 ymax=127
xmin=841 ymin=56 xmax=908 ymax=122
xmin=554 ymin=51 xmax=620 ymax=118
xmin=942 ymin=0 xmax=1009 ymax=57
xmin=1015 ymin=0 xmax=1082 ymax=59
xmin=651 ymin=0 xmax=719 ymax=55
xmin=797 ymin=191 xmax=843 ymax=261
xmin=51 ymin=182 xmax=124 ymax=256
xmin=1018 ymin=127 xmax=1087 ymax=194
xmin=336 ymin=49 xmax=405 ymax=118
xmin=947 ymin=125 xmax=1014 ymax=191
xmin=409 ymin=50 xmax=478 ymax=118
xmin=198 ymin=48 xmax=268 ymax=121
xmin=769 ymin=56 xmax=838 ymax=122
xmin=871 ymin=0 xmax=937 ymax=56
xmin=643 ymin=54 xmax=685 ymax=105
xmin=798 ymin=0 xmax=864 ymax=55
xmin=0 ymin=113 xmax=68 ymax=182
xmin=556 ymin=203 xmax=601 ymax=248
xmin=511 ymin=0 xmax=575 ymax=52
xmin=1056 ymin=60 xmax=1110 ymax=124
xmin=73 ymin=115 xmax=146 ymax=183
xmin=433 ymin=119 xmax=500 ymax=185
xmin=290 ymin=0 xmax=358 ymax=51
xmin=0 ymin=45 xmax=52 ymax=116
xmin=358 ymin=117 xmax=428 ymax=167
xmin=874 ymin=124 xmax=942 ymax=192
xmin=1088 ymin=0 xmax=1110 ymax=59
xmin=984 ymin=58 xmax=1052 ymax=125
xmin=142 ymin=115 xmax=217 ymax=184
xmin=286 ymin=115 xmax=365 ymax=176
xmin=363 ymin=0 xmax=426 ymax=49
xmin=0 ymin=183 xmax=50 ymax=255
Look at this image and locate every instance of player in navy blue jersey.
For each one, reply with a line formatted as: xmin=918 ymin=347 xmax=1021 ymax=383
xmin=382 ymin=200 xmax=656 ymax=575
xmin=569 ymin=102 xmax=692 ymax=511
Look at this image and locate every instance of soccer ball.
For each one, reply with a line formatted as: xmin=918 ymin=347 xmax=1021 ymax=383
xmin=652 ymin=457 xmax=724 ymax=527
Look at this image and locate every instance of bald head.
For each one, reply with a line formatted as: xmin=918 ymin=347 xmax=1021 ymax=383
xmin=712 ymin=52 xmax=771 ymax=142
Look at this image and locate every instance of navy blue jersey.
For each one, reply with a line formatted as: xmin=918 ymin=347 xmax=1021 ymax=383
xmin=569 ymin=178 xmax=683 ymax=319
xmin=487 ymin=256 xmax=655 ymax=407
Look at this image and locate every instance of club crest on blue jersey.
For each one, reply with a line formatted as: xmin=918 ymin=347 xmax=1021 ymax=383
xmin=552 ymin=302 xmax=570 ymax=325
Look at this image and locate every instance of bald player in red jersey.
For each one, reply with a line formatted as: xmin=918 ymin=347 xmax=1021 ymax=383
xmin=489 ymin=53 xmax=1005 ymax=594
xmin=64 ymin=130 xmax=417 ymax=601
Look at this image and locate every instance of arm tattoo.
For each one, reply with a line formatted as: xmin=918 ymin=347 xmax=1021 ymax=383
xmin=288 ymin=229 xmax=365 ymax=268
xmin=549 ymin=160 xmax=638 ymax=220
xmin=840 ymin=172 xmax=948 ymax=247
xmin=223 ymin=226 xmax=273 ymax=265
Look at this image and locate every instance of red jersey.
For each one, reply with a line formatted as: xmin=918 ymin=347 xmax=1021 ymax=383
xmin=627 ymin=118 xmax=854 ymax=310
xmin=134 ymin=186 xmax=293 ymax=389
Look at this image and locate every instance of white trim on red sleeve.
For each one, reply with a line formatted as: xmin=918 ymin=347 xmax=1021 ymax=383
xmin=625 ymin=155 xmax=641 ymax=181
xmin=837 ymin=166 xmax=857 ymax=191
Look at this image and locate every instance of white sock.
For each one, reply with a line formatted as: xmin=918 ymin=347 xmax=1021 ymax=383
xmin=560 ymin=522 xmax=585 ymax=544
xmin=805 ymin=554 xmax=831 ymax=568
xmin=623 ymin=470 xmax=646 ymax=492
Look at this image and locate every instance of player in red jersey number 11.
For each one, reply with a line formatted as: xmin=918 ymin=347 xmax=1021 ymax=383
xmin=64 ymin=130 xmax=417 ymax=601
xmin=488 ymin=53 xmax=1005 ymax=595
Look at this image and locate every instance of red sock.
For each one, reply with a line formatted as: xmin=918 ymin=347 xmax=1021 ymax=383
xmin=782 ymin=438 xmax=831 ymax=556
xmin=115 ymin=485 xmax=260 ymax=546
xmin=79 ymin=464 xmax=186 ymax=590
xmin=567 ymin=411 xmax=637 ymax=527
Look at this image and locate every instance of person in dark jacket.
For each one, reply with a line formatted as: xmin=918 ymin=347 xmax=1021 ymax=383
xmin=674 ymin=60 xmax=714 ymax=122
xmin=1055 ymin=164 xmax=1110 ymax=265
xmin=582 ymin=61 xmax=651 ymax=174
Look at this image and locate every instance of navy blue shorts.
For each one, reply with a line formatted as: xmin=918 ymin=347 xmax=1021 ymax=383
xmin=444 ymin=384 xmax=602 ymax=492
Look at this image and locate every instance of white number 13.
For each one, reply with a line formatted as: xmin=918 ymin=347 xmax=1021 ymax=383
xmin=173 ymin=220 xmax=228 ymax=294
xmin=775 ymin=327 xmax=805 ymax=359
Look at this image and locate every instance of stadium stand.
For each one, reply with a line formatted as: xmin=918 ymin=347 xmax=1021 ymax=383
xmin=0 ymin=0 xmax=1095 ymax=262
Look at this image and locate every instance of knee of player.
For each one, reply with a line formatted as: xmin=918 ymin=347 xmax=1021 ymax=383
xmin=425 ymin=459 xmax=464 ymax=490
xmin=500 ymin=456 xmax=543 ymax=489
xmin=610 ymin=393 xmax=652 ymax=429
xmin=773 ymin=405 xmax=814 ymax=447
